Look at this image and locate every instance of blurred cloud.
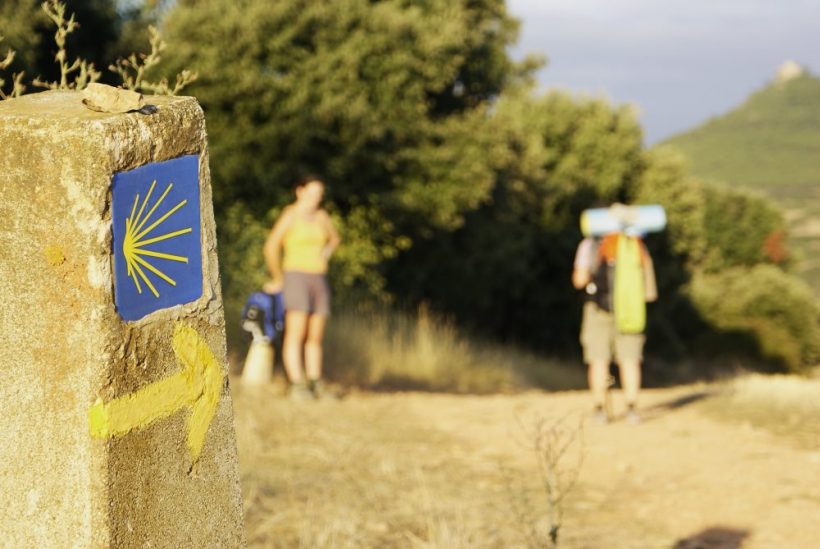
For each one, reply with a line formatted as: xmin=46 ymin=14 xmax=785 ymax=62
xmin=508 ymin=0 xmax=820 ymax=143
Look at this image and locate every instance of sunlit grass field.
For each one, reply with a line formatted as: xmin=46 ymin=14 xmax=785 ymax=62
xmin=323 ymin=306 xmax=586 ymax=394
xmin=701 ymin=373 xmax=820 ymax=449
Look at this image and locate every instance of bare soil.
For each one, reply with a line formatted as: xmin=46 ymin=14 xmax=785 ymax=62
xmin=232 ymin=381 xmax=820 ymax=548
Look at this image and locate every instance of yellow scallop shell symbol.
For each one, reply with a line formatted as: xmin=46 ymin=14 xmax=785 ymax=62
xmin=122 ymin=180 xmax=193 ymax=298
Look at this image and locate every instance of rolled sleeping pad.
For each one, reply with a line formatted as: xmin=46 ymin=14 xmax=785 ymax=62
xmin=580 ymin=204 xmax=666 ymax=237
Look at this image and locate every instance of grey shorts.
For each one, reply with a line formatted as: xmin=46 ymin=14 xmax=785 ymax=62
xmin=580 ymin=301 xmax=645 ymax=364
xmin=283 ymin=271 xmax=331 ymax=316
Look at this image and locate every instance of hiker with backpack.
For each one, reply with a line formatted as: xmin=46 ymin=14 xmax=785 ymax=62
xmin=572 ymin=205 xmax=660 ymax=423
xmin=264 ymin=175 xmax=341 ymax=400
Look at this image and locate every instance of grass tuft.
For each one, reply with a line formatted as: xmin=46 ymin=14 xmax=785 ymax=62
xmin=323 ymin=305 xmax=585 ymax=394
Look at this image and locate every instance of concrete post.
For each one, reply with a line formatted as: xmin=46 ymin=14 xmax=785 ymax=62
xmin=0 ymin=91 xmax=245 ymax=547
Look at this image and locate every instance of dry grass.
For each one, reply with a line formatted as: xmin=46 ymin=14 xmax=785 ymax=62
xmin=229 ymin=307 xmax=590 ymax=547
xmin=702 ymin=373 xmax=820 ymax=448
xmin=322 ymin=305 xmax=584 ymax=394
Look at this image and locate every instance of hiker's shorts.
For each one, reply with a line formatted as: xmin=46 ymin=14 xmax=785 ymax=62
xmin=283 ymin=271 xmax=331 ymax=316
xmin=580 ymin=301 xmax=644 ymax=364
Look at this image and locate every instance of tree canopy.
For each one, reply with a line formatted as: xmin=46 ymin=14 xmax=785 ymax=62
xmin=2 ymin=0 xmax=815 ymax=372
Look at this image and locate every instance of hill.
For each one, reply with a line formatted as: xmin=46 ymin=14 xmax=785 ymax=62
xmin=662 ymin=70 xmax=820 ymax=293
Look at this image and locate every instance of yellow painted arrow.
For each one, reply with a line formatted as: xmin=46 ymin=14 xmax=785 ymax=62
xmin=88 ymin=323 xmax=224 ymax=463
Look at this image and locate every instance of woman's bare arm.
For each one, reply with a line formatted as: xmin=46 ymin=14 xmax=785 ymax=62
xmin=263 ymin=207 xmax=294 ymax=283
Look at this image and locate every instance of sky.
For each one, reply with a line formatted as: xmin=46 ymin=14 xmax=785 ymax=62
xmin=506 ymin=0 xmax=820 ymax=144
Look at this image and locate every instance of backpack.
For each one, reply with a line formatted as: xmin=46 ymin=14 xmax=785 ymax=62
xmin=585 ymin=234 xmax=647 ymax=333
xmin=583 ymin=238 xmax=613 ymax=312
xmin=241 ymin=291 xmax=285 ymax=343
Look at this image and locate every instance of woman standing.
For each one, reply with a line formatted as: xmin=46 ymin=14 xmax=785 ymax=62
xmin=264 ymin=176 xmax=341 ymax=400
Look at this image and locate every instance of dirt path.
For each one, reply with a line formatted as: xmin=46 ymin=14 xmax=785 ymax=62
xmin=233 ymin=382 xmax=820 ymax=548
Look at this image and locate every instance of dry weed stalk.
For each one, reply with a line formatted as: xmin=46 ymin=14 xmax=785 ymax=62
xmin=0 ymin=36 xmax=26 ymax=99
xmin=109 ymin=25 xmax=197 ymax=96
xmin=532 ymin=415 xmax=585 ymax=547
xmin=508 ymin=414 xmax=585 ymax=548
xmin=1 ymin=1 xmax=196 ymax=100
xmin=32 ymin=0 xmax=101 ymax=91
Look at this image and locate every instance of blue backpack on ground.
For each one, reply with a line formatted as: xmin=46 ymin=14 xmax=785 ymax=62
xmin=241 ymin=291 xmax=285 ymax=343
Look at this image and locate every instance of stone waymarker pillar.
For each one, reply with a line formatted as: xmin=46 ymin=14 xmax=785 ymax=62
xmin=0 ymin=91 xmax=245 ymax=547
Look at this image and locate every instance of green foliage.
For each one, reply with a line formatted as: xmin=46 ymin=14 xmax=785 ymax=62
xmin=0 ymin=0 xmax=121 ymax=87
xmin=161 ymin=0 xmax=532 ymax=217
xmin=217 ymin=202 xmax=273 ymax=347
xmin=690 ymin=265 xmax=820 ymax=372
xmin=109 ymin=25 xmax=197 ymax=95
xmin=0 ymin=0 xmax=46 ymax=76
xmin=159 ymin=0 xmax=537 ymax=332
xmin=387 ymin=89 xmax=646 ymax=350
xmin=109 ymin=0 xmax=172 ymax=62
xmin=4 ymin=0 xmax=811 ymax=376
xmin=0 ymin=1 xmax=192 ymax=96
xmin=700 ymin=184 xmax=789 ymax=272
xmin=387 ymin=86 xmax=811 ymax=370
xmin=632 ymin=147 xmax=706 ymax=263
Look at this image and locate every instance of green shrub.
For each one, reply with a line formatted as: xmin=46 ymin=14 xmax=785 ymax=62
xmin=690 ymin=265 xmax=820 ymax=372
xmin=700 ymin=185 xmax=789 ymax=272
xmin=217 ymin=202 xmax=272 ymax=355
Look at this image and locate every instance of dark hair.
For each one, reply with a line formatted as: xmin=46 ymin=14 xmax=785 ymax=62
xmin=293 ymin=174 xmax=325 ymax=192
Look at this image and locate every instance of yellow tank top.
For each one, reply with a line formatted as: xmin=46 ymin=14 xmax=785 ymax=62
xmin=282 ymin=215 xmax=329 ymax=274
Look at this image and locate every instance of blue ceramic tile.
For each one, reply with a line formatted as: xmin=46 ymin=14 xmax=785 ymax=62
xmin=111 ymin=155 xmax=202 ymax=321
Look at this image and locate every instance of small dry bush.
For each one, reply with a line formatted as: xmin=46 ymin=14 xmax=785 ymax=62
xmin=0 ymin=0 xmax=195 ymax=98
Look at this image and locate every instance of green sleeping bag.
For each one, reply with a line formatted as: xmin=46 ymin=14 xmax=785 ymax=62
xmin=614 ymin=235 xmax=646 ymax=334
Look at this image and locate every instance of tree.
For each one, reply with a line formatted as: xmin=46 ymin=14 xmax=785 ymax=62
xmin=159 ymin=0 xmax=539 ymax=318
xmin=387 ymin=88 xmax=645 ymax=351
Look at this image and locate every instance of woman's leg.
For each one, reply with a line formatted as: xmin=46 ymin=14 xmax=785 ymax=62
xmin=283 ymin=311 xmax=308 ymax=383
xmin=304 ymin=313 xmax=327 ymax=381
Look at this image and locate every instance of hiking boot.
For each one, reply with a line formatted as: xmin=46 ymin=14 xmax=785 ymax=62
xmin=288 ymin=382 xmax=314 ymax=402
xmin=308 ymin=379 xmax=337 ymax=400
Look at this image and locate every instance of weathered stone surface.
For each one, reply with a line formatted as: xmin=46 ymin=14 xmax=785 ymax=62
xmin=0 ymin=91 xmax=245 ymax=547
